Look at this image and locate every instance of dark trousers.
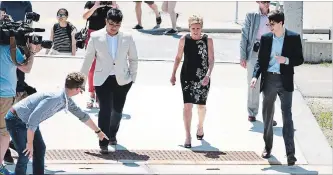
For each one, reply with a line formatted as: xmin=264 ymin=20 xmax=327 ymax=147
xmin=5 ymin=111 xmax=46 ymax=175
xmin=95 ymin=75 xmax=132 ymax=147
xmin=262 ymin=73 xmax=295 ymax=157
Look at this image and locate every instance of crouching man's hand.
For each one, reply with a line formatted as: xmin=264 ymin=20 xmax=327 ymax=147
xmin=95 ymin=129 xmax=109 ymax=141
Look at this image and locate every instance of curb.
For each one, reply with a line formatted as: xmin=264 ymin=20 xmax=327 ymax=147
xmin=292 ymin=89 xmax=333 ymax=165
xmin=34 ymin=55 xmax=240 ymax=64
xmin=178 ymin=27 xmax=331 ymax=34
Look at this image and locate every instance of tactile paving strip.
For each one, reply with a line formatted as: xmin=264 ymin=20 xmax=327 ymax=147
xmin=40 ymin=150 xmax=266 ymax=164
xmin=12 ymin=149 xmax=268 ymax=164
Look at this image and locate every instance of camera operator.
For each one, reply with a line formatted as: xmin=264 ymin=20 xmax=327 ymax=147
xmin=0 ymin=16 xmax=42 ymax=175
xmin=0 ymin=1 xmax=37 ymax=166
xmin=0 ymin=43 xmax=42 ymax=175
xmin=82 ymin=1 xmax=117 ymax=108
xmin=0 ymin=2 xmax=33 ymax=100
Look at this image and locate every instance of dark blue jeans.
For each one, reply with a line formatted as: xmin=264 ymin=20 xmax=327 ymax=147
xmin=5 ymin=111 xmax=46 ymax=175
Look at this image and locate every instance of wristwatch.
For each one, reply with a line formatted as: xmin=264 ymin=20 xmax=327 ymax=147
xmin=95 ymin=129 xmax=101 ymax=134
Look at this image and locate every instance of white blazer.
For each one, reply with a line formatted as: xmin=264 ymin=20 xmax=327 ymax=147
xmin=80 ymin=28 xmax=138 ymax=86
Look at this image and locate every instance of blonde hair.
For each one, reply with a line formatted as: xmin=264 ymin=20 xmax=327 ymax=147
xmin=188 ymin=15 xmax=203 ymax=28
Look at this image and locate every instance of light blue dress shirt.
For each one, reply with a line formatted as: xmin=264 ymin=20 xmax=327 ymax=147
xmin=10 ymin=89 xmax=90 ymax=132
xmin=267 ymin=31 xmax=289 ymax=73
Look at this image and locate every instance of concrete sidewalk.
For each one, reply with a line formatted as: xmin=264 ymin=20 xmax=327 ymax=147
xmin=31 ymin=1 xmax=332 ymax=33
xmin=4 ymin=58 xmax=332 ymax=174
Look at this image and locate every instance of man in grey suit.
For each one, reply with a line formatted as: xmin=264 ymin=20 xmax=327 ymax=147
xmin=240 ymin=1 xmax=276 ymax=126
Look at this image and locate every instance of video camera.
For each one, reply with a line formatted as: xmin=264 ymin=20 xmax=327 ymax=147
xmin=75 ymin=2 xmax=114 ymax=49
xmin=100 ymin=1 xmax=113 ymax=5
xmin=75 ymin=27 xmax=88 ymax=49
xmin=0 ymin=11 xmax=52 ymax=49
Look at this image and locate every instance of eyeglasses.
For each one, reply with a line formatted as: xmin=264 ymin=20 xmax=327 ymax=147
xmin=107 ymin=20 xmax=121 ymax=28
xmin=57 ymin=14 xmax=67 ymax=18
xmin=260 ymin=1 xmax=270 ymax=4
xmin=266 ymin=22 xmax=276 ymax=27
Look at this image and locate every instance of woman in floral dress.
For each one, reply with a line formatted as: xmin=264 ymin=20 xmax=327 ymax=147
xmin=170 ymin=15 xmax=215 ymax=148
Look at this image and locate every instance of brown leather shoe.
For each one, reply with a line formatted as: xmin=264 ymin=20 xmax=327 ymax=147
xmin=248 ymin=116 xmax=256 ymax=122
xmin=261 ymin=148 xmax=271 ymax=158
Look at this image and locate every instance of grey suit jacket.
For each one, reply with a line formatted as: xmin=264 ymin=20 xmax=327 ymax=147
xmin=240 ymin=10 xmax=261 ymax=60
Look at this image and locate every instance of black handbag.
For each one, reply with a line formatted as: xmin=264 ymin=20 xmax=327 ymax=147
xmin=24 ymin=85 xmax=37 ymax=95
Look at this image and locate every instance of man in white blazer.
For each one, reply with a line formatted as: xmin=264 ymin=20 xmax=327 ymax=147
xmin=80 ymin=8 xmax=138 ymax=154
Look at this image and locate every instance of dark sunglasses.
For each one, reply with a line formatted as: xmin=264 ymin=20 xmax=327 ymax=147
xmin=57 ymin=14 xmax=67 ymax=18
xmin=260 ymin=1 xmax=270 ymax=4
xmin=107 ymin=20 xmax=121 ymax=27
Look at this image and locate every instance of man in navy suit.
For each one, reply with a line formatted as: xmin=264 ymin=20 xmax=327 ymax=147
xmin=250 ymin=10 xmax=304 ymax=166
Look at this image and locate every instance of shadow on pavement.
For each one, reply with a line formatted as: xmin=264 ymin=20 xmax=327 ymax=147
xmin=83 ymin=108 xmax=132 ymax=120
xmin=43 ymin=169 xmax=66 ymax=175
xmin=263 ymin=155 xmax=318 ymax=174
xmin=262 ymin=165 xmax=319 ymax=175
xmin=136 ymin=28 xmax=182 ymax=39
xmin=84 ymin=144 xmax=149 ymax=167
xmin=266 ymin=155 xmax=282 ymax=165
xmin=115 ymin=144 xmax=149 ymax=167
xmin=249 ymin=120 xmax=283 ymax=137
xmin=179 ymin=140 xmax=226 ymax=159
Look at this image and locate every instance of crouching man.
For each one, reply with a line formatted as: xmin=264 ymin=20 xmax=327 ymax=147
xmin=5 ymin=72 xmax=108 ymax=175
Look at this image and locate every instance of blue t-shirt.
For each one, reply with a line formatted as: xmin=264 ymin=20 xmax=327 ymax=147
xmin=0 ymin=1 xmax=32 ymax=92
xmin=0 ymin=45 xmax=25 ymax=97
xmin=0 ymin=1 xmax=32 ymax=22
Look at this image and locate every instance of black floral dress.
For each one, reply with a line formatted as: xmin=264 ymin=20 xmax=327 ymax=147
xmin=180 ymin=34 xmax=210 ymax=105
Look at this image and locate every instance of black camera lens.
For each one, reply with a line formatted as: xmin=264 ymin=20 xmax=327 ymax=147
xmin=76 ymin=40 xmax=85 ymax=49
xmin=25 ymin=12 xmax=40 ymax=22
xmin=41 ymin=40 xmax=52 ymax=49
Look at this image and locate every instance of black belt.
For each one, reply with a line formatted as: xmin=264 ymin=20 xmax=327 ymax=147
xmin=267 ymin=72 xmax=281 ymax=75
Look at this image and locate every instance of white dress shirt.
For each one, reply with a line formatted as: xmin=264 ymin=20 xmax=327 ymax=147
xmin=106 ymin=34 xmax=118 ymax=75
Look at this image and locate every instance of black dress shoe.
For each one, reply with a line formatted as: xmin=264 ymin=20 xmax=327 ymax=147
xmin=261 ymin=148 xmax=271 ymax=158
xmin=248 ymin=116 xmax=256 ymax=122
xmin=109 ymin=140 xmax=117 ymax=145
xmin=109 ymin=137 xmax=117 ymax=145
xmin=287 ymin=155 xmax=297 ymax=166
xmin=273 ymin=120 xmax=277 ymax=126
xmin=100 ymin=146 xmax=108 ymax=154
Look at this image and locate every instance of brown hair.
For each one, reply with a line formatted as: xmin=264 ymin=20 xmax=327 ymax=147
xmin=65 ymin=72 xmax=85 ymax=89
xmin=188 ymin=15 xmax=203 ymax=28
